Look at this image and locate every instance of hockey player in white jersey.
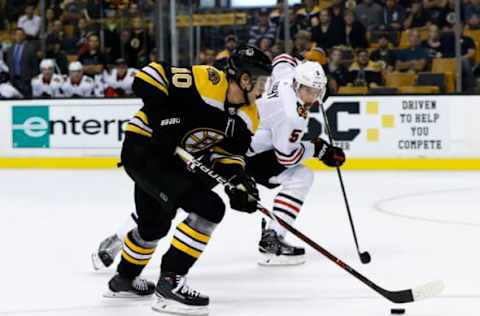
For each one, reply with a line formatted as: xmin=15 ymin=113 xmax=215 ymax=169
xmin=62 ymin=61 xmax=95 ymax=97
xmin=103 ymin=58 xmax=137 ymax=97
xmin=91 ymin=54 xmax=345 ymax=271
xmin=31 ymin=59 xmax=64 ymax=98
xmin=247 ymin=54 xmax=345 ymax=265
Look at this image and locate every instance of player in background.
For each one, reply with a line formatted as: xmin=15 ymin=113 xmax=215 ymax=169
xmin=103 ymin=58 xmax=138 ymax=97
xmin=61 ymin=61 xmax=95 ymax=97
xmin=31 ymin=59 xmax=64 ymax=98
xmin=247 ymin=54 xmax=345 ymax=265
xmin=102 ymin=46 xmax=272 ymax=316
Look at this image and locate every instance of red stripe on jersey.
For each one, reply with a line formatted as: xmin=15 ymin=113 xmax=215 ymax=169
xmin=274 ymin=199 xmax=301 ymax=213
xmin=276 ymin=146 xmax=305 ymax=165
xmin=273 ymin=54 xmax=297 ymax=64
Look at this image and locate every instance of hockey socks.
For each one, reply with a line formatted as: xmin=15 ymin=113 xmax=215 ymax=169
xmin=117 ymin=228 xmax=158 ymax=278
xmin=268 ymin=192 xmax=303 ymax=237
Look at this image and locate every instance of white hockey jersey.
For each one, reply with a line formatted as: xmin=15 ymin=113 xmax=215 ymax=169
xmin=62 ymin=75 xmax=95 ymax=97
xmin=103 ymin=68 xmax=137 ymax=96
xmin=0 ymin=83 xmax=22 ymax=99
xmin=248 ymin=54 xmax=315 ymax=167
xmin=31 ymin=73 xmax=64 ymax=98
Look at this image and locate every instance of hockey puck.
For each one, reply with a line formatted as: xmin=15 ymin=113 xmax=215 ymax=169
xmin=390 ymin=308 xmax=405 ymax=314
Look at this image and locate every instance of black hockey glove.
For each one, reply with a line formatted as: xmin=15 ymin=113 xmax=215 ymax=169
xmin=225 ymin=172 xmax=259 ymax=214
xmin=312 ymin=138 xmax=346 ymax=167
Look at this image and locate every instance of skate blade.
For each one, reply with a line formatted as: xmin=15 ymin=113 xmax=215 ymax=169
xmin=152 ymin=295 xmax=209 ymax=316
xmin=103 ymin=289 xmax=154 ymax=300
xmin=258 ymin=253 xmax=306 ymax=266
xmin=91 ymin=253 xmax=107 ymax=271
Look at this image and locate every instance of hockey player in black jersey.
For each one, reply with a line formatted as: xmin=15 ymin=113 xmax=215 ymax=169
xmin=102 ymin=46 xmax=272 ymax=315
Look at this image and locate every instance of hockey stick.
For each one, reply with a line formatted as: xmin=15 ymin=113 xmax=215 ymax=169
xmin=174 ymin=147 xmax=444 ymax=304
xmin=318 ymin=102 xmax=371 ymax=264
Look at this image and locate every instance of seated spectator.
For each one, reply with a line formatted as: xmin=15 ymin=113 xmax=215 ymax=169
xmin=347 ymin=49 xmax=383 ymax=87
xmin=423 ymin=0 xmax=449 ymax=28
xmin=379 ymin=0 xmax=406 ymax=31
xmin=5 ymin=28 xmax=38 ymax=98
xmin=17 ymin=5 xmax=42 ymax=40
xmin=295 ymin=0 xmax=321 ymax=31
xmin=31 ymin=59 xmax=64 ymax=98
xmin=292 ymin=30 xmax=313 ymax=58
xmin=62 ymin=61 xmax=95 ymax=97
xmin=103 ymin=58 xmax=138 ymax=97
xmin=465 ymin=0 xmax=480 ymax=30
xmin=248 ymin=8 xmax=277 ymax=47
xmin=325 ymin=47 xmax=349 ymax=93
xmin=342 ymin=10 xmax=368 ymax=49
xmin=312 ymin=9 xmax=344 ymax=51
xmin=395 ymin=29 xmax=429 ymax=73
xmin=46 ymin=20 xmax=76 ymax=54
xmin=354 ymin=0 xmax=383 ymax=32
xmin=0 ymin=70 xmax=22 ymax=99
xmin=129 ymin=16 xmax=152 ymax=68
xmin=258 ymin=37 xmax=273 ymax=60
xmin=78 ymin=34 xmax=107 ymax=77
xmin=404 ymin=0 xmax=429 ymax=29
xmin=421 ymin=24 xmax=445 ymax=58
xmin=216 ymin=34 xmax=237 ymax=61
xmin=370 ymin=33 xmax=397 ymax=72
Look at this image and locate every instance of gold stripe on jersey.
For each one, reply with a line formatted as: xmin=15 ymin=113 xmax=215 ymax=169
xmin=237 ymin=103 xmax=260 ymax=134
xmin=177 ymin=223 xmax=210 ymax=243
xmin=135 ymin=71 xmax=169 ymax=96
xmin=134 ymin=111 xmax=149 ymax=125
xmin=192 ymin=66 xmax=228 ymax=111
xmin=126 ymin=123 xmax=152 ymax=137
xmin=171 ymin=238 xmax=202 ymax=258
xmin=149 ymin=62 xmax=169 ymax=85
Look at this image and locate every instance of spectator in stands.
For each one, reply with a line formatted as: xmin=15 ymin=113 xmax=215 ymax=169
xmin=325 ymin=47 xmax=349 ymax=94
xmin=395 ymin=29 xmax=429 ymax=73
xmin=0 ymin=70 xmax=22 ymax=99
xmin=258 ymin=37 xmax=273 ymax=60
xmin=46 ymin=20 xmax=76 ymax=54
xmin=45 ymin=8 xmax=57 ymax=32
xmin=75 ymin=17 xmax=95 ymax=55
xmin=341 ymin=10 xmax=368 ymax=49
xmin=78 ymin=33 xmax=107 ymax=78
xmin=423 ymin=0 xmax=449 ymax=28
xmin=201 ymin=49 xmax=217 ymax=66
xmin=216 ymin=34 xmax=237 ymax=61
xmin=62 ymin=61 xmax=95 ymax=97
xmin=271 ymin=1 xmax=299 ymax=41
xmin=149 ymin=48 xmax=159 ymax=63
xmin=421 ymin=24 xmax=445 ymax=58
xmin=370 ymin=33 xmax=397 ymax=72
xmin=465 ymin=0 xmax=480 ymax=29
xmin=347 ymin=48 xmax=383 ymax=87
xmin=330 ymin=3 xmax=345 ymax=27
xmin=5 ymin=28 xmax=38 ymax=98
xmin=312 ymin=9 xmax=344 ymax=51
xmin=17 ymin=5 xmax=42 ymax=40
xmin=103 ymin=58 xmax=137 ymax=97
xmin=45 ymin=41 xmax=69 ymax=75
xmin=129 ymin=16 xmax=152 ymax=68
xmin=31 ymin=59 xmax=64 ymax=98
xmin=248 ymin=8 xmax=277 ymax=47
xmin=354 ymin=0 xmax=383 ymax=31
xmin=61 ymin=0 xmax=88 ymax=24
xmin=379 ymin=0 xmax=406 ymax=31
xmin=404 ymin=0 xmax=429 ymax=29
xmin=292 ymin=30 xmax=313 ymax=58
xmin=103 ymin=10 xmax=121 ymax=59
xmin=296 ymin=0 xmax=320 ymax=32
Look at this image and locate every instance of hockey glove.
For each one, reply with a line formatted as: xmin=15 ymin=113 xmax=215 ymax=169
xmin=312 ymin=138 xmax=346 ymax=167
xmin=225 ymin=172 xmax=259 ymax=214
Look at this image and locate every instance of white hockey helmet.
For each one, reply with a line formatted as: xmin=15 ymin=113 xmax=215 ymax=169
xmin=68 ymin=61 xmax=83 ymax=72
xmin=293 ymin=61 xmax=327 ymax=104
xmin=40 ymin=59 xmax=55 ymax=70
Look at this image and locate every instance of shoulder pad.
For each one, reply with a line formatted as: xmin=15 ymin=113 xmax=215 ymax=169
xmin=192 ymin=65 xmax=228 ymax=110
xmin=237 ymin=102 xmax=260 ymax=134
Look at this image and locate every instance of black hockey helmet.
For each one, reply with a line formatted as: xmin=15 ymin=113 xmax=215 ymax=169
xmin=226 ymin=45 xmax=272 ymax=87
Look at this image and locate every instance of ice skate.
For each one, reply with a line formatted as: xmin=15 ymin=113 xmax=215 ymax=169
xmin=91 ymin=234 xmax=122 ymax=270
xmin=152 ymin=272 xmax=209 ymax=316
xmin=258 ymin=219 xmax=305 ymax=266
xmin=104 ymin=274 xmax=155 ymax=299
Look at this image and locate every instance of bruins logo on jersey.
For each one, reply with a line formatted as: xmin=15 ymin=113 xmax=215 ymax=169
xmin=181 ymin=128 xmax=225 ymax=153
xmin=207 ymin=67 xmax=221 ymax=85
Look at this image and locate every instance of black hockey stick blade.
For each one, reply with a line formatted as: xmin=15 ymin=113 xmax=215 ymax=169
xmin=174 ymin=147 xmax=445 ymax=304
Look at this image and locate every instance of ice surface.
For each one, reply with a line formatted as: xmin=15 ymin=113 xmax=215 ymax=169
xmin=0 ymin=169 xmax=479 ymax=316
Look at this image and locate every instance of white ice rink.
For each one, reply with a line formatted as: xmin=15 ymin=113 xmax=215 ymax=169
xmin=1 ymin=169 xmax=479 ymax=316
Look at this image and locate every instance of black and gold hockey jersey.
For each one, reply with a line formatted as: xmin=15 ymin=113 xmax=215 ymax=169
xmin=126 ymin=62 xmax=259 ymax=168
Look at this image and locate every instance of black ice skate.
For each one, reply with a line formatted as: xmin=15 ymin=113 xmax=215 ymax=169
xmin=91 ymin=234 xmax=122 ymax=270
xmin=258 ymin=219 xmax=306 ymax=266
xmin=152 ymin=272 xmax=209 ymax=316
xmin=103 ymin=274 xmax=155 ymax=298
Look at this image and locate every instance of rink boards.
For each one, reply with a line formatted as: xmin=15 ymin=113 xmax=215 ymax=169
xmin=0 ymin=95 xmax=479 ymax=169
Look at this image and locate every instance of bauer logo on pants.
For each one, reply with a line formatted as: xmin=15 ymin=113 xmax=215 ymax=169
xmin=12 ymin=106 xmax=50 ymax=148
